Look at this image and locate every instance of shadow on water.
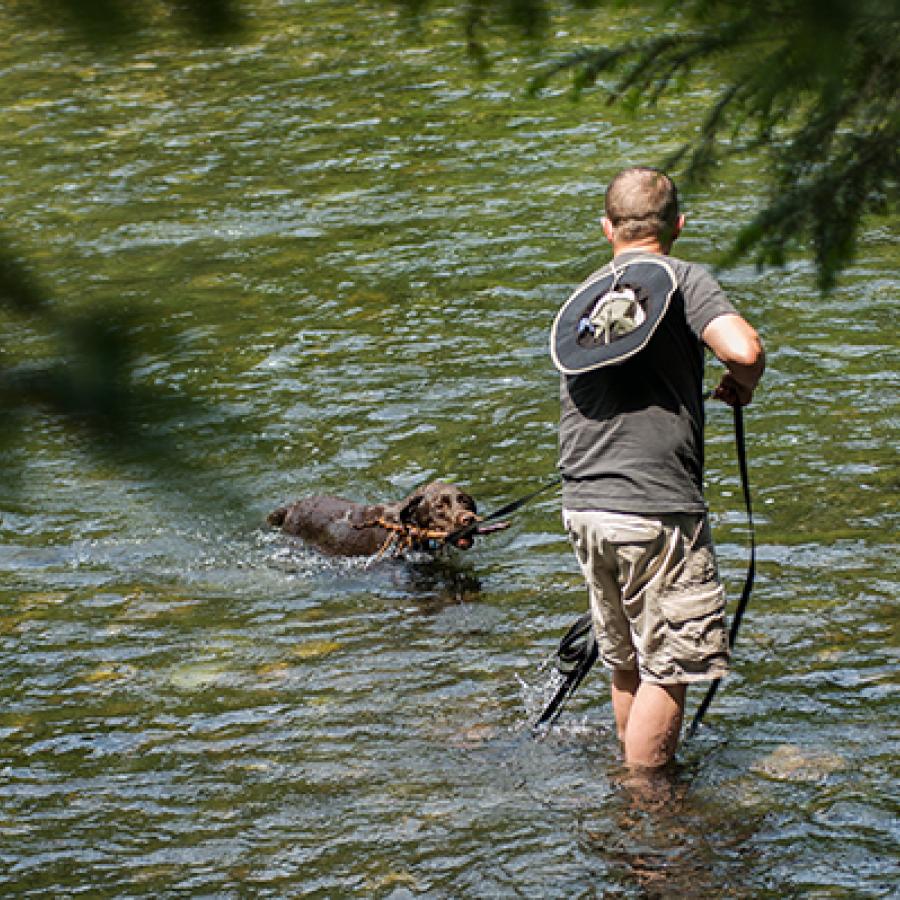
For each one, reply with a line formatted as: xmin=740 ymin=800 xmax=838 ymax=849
xmin=259 ymin=528 xmax=484 ymax=600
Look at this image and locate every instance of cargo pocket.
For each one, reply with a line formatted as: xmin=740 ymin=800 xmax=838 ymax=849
xmin=672 ymin=538 xmax=719 ymax=586
xmin=659 ymin=585 xmax=725 ymax=627
xmin=657 ymin=583 xmax=728 ymax=678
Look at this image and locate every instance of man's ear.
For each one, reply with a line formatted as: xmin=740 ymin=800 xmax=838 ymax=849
xmin=660 ymin=214 xmax=685 ymax=252
xmin=601 ymin=216 xmax=615 ymax=244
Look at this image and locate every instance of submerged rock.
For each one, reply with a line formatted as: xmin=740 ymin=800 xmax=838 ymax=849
xmin=751 ymin=743 xmax=846 ymax=782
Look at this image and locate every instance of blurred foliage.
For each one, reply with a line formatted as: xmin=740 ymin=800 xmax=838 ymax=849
xmin=402 ymin=0 xmax=899 ymax=291
xmin=0 ymin=1 xmax=245 ymax=501
xmin=10 ymin=0 xmax=243 ymax=44
xmin=0 ymin=242 xmax=239 ymax=504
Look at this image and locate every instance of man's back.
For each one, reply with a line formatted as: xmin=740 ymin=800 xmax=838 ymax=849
xmin=558 ymin=251 xmax=736 ymax=515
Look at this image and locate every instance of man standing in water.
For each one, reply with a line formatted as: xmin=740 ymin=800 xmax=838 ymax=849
xmin=553 ymin=167 xmax=765 ymax=768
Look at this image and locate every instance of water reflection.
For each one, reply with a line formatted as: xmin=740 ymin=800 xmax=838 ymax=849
xmin=593 ymin=771 xmax=704 ymax=897
xmin=528 ymin=750 xmax=775 ymax=898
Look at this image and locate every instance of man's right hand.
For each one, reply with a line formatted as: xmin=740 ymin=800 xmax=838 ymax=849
xmin=713 ymin=371 xmax=754 ymax=407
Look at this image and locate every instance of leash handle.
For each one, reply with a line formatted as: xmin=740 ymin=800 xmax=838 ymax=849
xmin=687 ymin=403 xmax=756 ymax=738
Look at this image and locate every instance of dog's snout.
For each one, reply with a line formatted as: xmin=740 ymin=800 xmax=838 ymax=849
xmin=458 ymin=510 xmax=477 ymax=526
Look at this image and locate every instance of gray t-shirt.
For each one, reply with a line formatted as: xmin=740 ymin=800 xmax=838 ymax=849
xmin=558 ymin=250 xmax=737 ymax=513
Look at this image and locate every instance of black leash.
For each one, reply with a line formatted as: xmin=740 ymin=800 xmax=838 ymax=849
xmin=443 ymin=476 xmax=562 ymax=547
xmin=533 ymin=611 xmax=598 ymax=728
xmin=687 ymin=403 xmax=755 ymax=737
xmin=533 ymin=402 xmax=756 ymax=735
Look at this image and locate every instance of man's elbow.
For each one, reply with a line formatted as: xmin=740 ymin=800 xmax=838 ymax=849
xmin=731 ymin=332 xmax=765 ymax=375
xmin=704 ymin=315 xmax=765 ymax=379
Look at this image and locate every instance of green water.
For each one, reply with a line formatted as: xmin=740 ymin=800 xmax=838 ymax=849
xmin=1 ymin=2 xmax=897 ymax=896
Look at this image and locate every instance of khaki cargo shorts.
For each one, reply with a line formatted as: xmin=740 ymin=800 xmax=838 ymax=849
xmin=563 ymin=508 xmax=729 ymax=684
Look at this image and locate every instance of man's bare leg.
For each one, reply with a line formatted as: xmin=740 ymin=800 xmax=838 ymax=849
xmin=611 ymin=668 xmax=640 ymax=742
xmin=623 ymin=682 xmax=687 ymax=768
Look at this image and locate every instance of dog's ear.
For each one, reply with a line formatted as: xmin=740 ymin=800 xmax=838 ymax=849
xmin=398 ymin=494 xmax=426 ymax=525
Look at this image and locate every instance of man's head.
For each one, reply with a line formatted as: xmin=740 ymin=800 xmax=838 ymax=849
xmin=602 ymin=167 xmax=683 ymax=252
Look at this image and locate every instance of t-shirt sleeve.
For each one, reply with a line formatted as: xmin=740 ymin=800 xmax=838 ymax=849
xmin=681 ymin=263 xmax=739 ymax=340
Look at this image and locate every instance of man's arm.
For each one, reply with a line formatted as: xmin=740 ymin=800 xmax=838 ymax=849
xmin=701 ymin=314 xmax=766 ymax=407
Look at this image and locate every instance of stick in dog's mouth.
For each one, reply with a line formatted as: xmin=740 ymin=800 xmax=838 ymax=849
xmin=475 ymin=521 xmax=510 ymax=535
xmin=446 ymin=520 xmax=510 ymax=550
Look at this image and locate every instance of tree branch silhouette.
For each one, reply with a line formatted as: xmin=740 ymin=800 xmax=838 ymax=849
xmin=407 ymin=0 xmax=899 ymax=290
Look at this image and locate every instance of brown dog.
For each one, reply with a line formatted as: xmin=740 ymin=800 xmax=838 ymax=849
xmin=267 ymin=481 xmax=488 ymax=558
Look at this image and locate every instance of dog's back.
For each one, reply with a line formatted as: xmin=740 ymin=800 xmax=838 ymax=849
xmin=267 ymin=496 xmax=391 ymax=556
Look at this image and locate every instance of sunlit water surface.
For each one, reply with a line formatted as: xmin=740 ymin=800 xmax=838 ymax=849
xmin=0 ymin=2 xmax=897 ymax=896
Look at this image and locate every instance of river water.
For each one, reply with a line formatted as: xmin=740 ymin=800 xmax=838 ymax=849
xmin=1 ymin=2 xmax=897 ymax=896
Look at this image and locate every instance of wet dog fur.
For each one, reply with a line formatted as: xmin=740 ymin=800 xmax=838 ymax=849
xmin=266 ymin=481 xmax=480 ymax=557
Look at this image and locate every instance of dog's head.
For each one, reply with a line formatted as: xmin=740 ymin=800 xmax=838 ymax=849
xmin=397 ymin=481 xmax=479 ymax=549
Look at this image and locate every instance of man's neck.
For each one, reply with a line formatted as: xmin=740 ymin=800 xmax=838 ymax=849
xmin=612 ymin=236 xmax=670 ymax=256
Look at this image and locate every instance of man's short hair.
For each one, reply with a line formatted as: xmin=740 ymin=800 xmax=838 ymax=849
xmin=604 ymin=167 xmax=679 ymax=242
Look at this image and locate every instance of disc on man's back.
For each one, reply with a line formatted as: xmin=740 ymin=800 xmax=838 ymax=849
xmin=550 ymin=256 xmax=677 ymax=375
